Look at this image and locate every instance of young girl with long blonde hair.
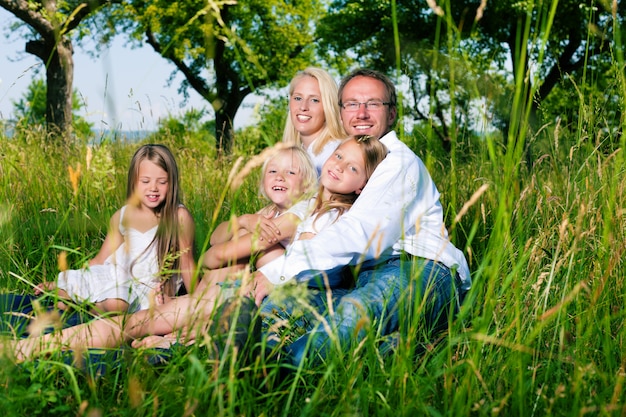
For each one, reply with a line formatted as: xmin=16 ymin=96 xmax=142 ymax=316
xmin=36 ymin=144 xmax=196 ymax=314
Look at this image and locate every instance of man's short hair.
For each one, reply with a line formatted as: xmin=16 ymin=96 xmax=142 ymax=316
xmin=338 ymin=69 xmax=397 ymax=108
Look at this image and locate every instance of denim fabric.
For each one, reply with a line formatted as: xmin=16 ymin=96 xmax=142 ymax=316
xmin=0 ymin=293 xmax=91 ymax=337
xmin=261 ymin=256 xmax=464 ymax=367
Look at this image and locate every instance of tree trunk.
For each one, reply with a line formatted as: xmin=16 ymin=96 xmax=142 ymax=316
xmin=46 ymin=39 xmax=74 ymax=137
xmin=215 ymin=108 xmax=233 ymax=155
xmin=215 ymin=93 xmax=247 ymax=155
xmin=26 ymin=37 xmax=74 ymax=139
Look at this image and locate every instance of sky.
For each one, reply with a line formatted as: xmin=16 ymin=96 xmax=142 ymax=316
xmin=0 ymin=8 xmax=260 ymax=132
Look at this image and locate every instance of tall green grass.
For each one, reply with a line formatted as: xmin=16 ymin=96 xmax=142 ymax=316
xmin=1 ymin=2 xmax=625 ymax=416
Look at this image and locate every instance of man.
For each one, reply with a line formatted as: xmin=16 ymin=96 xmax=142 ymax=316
xmin=252 ymin=68 xmax=471 ymax=366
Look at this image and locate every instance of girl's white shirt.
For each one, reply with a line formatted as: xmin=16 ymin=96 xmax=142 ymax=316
xmin=275 ymin=199 xmax=310 ymax=250
xmin=293 ymin=199 xmax=341 ymax=242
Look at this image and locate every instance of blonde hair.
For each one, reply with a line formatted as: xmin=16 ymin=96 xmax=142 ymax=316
xmin=127 ymin=144 xmax=191 ymax=296
xmin=312 ymin=135 xmax=388 ymax=222
xmin=258 ymin=144 xmax=318 ymax=211
xmin=282 ymin=67 xmax=345 ymax=155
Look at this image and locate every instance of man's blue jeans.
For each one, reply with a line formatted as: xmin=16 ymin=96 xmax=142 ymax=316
xmin=261 ymin=256 xmax=465 ymax=367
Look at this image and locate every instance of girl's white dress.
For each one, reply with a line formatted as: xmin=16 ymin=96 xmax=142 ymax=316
xmin=57 ymin=205 xmax=161 ymax=312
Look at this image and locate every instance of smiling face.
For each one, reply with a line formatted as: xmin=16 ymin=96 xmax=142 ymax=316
xmin=289 ymin=75 xmax=326 ymax=148
xmin=262 ymin=150 xmax=307 ymax=211
xmin=135 ymin=159 xmax=169 ymax=210
xmin=340 ymin=75 xmax=397 ymax=139
xmin=320 ymin=138 xmax=368 ymax=197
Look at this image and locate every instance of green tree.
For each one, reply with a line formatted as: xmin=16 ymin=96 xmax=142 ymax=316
xmin=317 ymin=0 xmax=625 ymax=149
xmin=115 ymin=0 xmax=323 ymax=154
xmin=12 ymin=78 xmax=93 ymax=138
xmin=0 ymin=0 xmax=120 ymax=139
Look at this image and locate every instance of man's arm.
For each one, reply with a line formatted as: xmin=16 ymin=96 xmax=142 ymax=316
xmin=259 ymin=138 xmax=437 ymax=284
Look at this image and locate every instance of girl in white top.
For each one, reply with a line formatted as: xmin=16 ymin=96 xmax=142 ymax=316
xmin=197 ymin=144 xmax=318 ymax=289
xmin=282 ymin=67 xmax=346 ymax=175
xmin=3 ymin=137 xmax=388 ymax=358
xmin=298 ymin=135 xmax=388 ymax=239
xmin=35 ymin=144 xmax=196 ymax=315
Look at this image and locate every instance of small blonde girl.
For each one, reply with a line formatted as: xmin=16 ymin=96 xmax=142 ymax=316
xmin=199 ymin=144 xmax=317 ymax=282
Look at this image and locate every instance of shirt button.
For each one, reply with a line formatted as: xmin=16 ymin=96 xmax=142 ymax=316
xmin=280 ymin=276 xmax=286 ymax=281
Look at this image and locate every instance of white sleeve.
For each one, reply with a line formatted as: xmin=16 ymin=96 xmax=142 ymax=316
xmin=259 ymin=134 xmax=439 ymax=285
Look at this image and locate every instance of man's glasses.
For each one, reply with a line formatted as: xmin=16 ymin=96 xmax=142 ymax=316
xmin=341 ymin=100 xmax=391 ymax=111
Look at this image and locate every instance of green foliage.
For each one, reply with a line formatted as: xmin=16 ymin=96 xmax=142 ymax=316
xmin=318 ymin=0 xmax=626 ymax=152
xmin=234 ymin=93 xmax=288 ymax=156
xmin=11 ymin=78 xmax=94 ymax=140
xmin=108 ymin=0 xmax=325 ymax=152
xmin=150 ymin=107 xmax=217 ymax=153
xmin=1 ymin=1 xmax=626 ymax=416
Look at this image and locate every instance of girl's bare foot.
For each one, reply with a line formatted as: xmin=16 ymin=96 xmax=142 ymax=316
xmin=131 ymin=335 xmax=177 ymax=349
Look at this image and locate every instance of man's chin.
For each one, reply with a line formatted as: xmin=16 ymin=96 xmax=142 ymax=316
xmin=349 ymin=127 xmax=375 ymax=136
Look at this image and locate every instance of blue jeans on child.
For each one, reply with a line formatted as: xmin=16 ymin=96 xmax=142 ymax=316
xmin=261 ymin=255 xmax=465 ymax=367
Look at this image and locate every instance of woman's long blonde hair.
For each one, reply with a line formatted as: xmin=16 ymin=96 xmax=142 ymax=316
xmin=282 ymin=67 xmax=345 ymax=155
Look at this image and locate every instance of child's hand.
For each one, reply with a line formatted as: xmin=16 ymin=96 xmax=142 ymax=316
xmin=239 ymin=213 xmax=281 ymax=243
xmin=153 ymin=283 xmax=167 ymax=305
xmin=34 ymin=281 xmax=56 ymax=296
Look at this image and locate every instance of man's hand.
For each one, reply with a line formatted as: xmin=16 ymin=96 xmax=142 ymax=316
xmin=245 ymin=271 xmax=274 ymax=305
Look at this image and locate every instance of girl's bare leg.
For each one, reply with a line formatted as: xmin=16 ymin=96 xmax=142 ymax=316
xmin=8 ymin=281 xmax=226 ymax=361
xmin=130 ymin=334 xmax=182 ymax=349
xmin=8 ymin=315 xmax=127 ymax=361
xmin=92 ymin=298 xmax=130 ymax=315
xmin=131 ymin=278 xmax=235 ymax=348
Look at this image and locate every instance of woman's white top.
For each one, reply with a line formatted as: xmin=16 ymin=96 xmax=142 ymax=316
xmin=306 ymin=138 xmax=342 ymax=176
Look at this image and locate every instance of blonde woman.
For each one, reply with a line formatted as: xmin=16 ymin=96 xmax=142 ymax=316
xmin=283 ymin=67 xmax=346 ymax=174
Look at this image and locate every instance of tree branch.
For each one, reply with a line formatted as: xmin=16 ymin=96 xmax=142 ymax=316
xmin=0 ymin=0 xmax=53 ymax=36
xmin=25 ymin=38 xmax=49 ymax=60
xmin=144 ymin=26 xmax=213 ymax=102
xmin=62 ymin=0 xmax=123 ymax=33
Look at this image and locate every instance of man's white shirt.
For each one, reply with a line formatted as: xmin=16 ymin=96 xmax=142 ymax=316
xmin=259 ymin=130 xmax=471 ymax=291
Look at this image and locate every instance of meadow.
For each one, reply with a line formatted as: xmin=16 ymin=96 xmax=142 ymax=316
xmin=0 ymin=99 xmax=624 ymax=416
xmin=1 ymin=1 xmax=625 ymax=412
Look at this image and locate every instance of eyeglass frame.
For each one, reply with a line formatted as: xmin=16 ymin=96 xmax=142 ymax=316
xmin=340 ymin=100 xmax=393 ymax=111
